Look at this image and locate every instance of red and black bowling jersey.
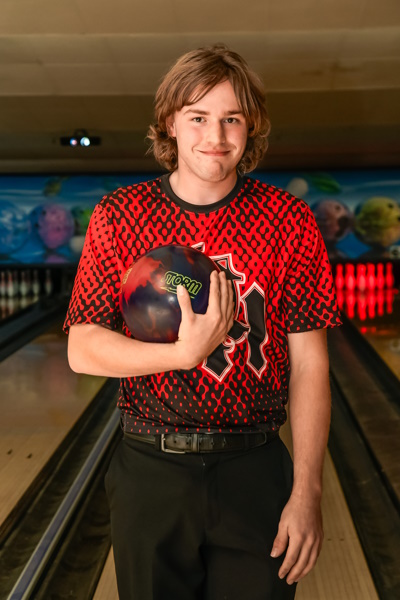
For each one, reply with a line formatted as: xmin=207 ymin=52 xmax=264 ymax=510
xmin=64 ymin=174 xmax=342 ymax=434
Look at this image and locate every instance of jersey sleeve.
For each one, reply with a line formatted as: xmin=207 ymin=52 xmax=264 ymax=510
xmin=63 ymin=202 xmax=121 ymax=333
xmin=283 ymin=204 xmax=342 ymax=333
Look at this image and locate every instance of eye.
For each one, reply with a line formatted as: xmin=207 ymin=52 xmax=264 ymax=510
xmin=225 ymin=117 xmax=238 ymax=124
xmin=192 ymin=117 xmax=204 ymax=123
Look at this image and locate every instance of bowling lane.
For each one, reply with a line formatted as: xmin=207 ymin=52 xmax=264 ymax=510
xmin=0 ymin=295 xmax=38 ymax=323
xmin=351 ymin=289 xmax=400 ymax=380
xmin=0 ymin=320 xmax=106 ymax=529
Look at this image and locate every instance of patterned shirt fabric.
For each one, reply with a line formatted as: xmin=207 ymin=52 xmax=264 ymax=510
xmin=64 ymin=174 xmax=342 ymax=434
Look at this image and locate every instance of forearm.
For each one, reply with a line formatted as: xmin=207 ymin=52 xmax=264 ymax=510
xmin=67 ymin=276 xmax=234 ymax=378
xmin=288 ymin=360 xmax=331 ymax=500
xmin=68 ymin=323 xmax=186 ymax=377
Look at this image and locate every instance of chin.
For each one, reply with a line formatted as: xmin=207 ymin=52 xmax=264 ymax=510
xmin=199 ymin=165 xmax=236 ymax=182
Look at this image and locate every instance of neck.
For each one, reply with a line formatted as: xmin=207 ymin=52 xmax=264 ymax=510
xmin=168 ymin=170 xmax=238 ymax=206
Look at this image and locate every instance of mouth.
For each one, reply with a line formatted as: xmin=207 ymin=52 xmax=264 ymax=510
xmin=199 ymin=150 xmax=230 ymax=157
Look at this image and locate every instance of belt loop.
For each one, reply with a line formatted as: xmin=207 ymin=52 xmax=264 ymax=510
xmin=192 ymin=433 xmax=199 ymax=453
xmin=154 ymin=435 xmax=161 ymax=451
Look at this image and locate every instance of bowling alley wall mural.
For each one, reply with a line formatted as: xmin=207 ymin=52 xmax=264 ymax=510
xmin=0 ymin=169 xmax=399 ymax=266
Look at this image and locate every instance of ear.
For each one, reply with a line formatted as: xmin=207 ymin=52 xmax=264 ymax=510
xmin=166 ymin=115 xmax=176 ymax=138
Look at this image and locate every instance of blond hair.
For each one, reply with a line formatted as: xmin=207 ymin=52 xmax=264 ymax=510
xmin=146 ymin=44 xmax=271 ymax=174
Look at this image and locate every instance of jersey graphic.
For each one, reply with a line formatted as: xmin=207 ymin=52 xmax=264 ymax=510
xmin=202 ymin=252 xmax=268 ymax=382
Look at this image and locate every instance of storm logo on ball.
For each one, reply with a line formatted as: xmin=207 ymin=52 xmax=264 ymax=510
xmin=161 ymin=271 xmax=202 ymax=299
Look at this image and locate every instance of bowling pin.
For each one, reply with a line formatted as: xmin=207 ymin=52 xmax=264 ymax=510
xmin=385 ymin=263 xmax=395 ymax=289
xmin=366 ymin=263 xmax=376 ymax=291
xmin=336 ymin=289 xmax=344 ymax=312
xmin=0 ymin=271 xmax=5 ymax=297
xmin=345 ymin=291 xmax=356 ymax=319
xmin=357 ymin=293 xmax=367 ymax=321
xmin=19 ymin=271 xmax=28 ymax=297
xmin=20 ymin=295 xmax=29 ymax=309
xmin=376 ymin=263 xmax=385 ymax=290
xmin=335 ymin=264 xmax=344 ymax=291
xmin=6 ymin=271 xmax=15 ymax=298
xmin=45 ymin=269 xmax=53 ymax=295
xmin=345 ymin=264 xmax=356 ymax=291
xmin=367 ymin=291 xmax=376 ymax=320
xmin=32 ymin=270 xmax=40 ymax=297
xmin=356 ymin=264 xmax=367 ymax=292
xmin=376 ymin=290 xmax=385 ymax=317
xmin=7 ymin=296 xmax=15 ymax=315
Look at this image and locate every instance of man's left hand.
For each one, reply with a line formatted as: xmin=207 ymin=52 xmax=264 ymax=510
xmin=270 ymin=492 xmax=324 ymax=585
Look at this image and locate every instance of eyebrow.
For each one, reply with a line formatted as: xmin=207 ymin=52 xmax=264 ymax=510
xmin=183 ymin=108 xmax=243 ymax=116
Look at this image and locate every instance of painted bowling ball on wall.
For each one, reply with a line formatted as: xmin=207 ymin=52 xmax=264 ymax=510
xmin=30 ymin=203 xmax=75 ymax=250
xmin=312 ymin=200 xmax=354 ymax=243
xmin=0 ymin=200 xmax=30 ymax=255
xmin=355 ymin=196 xmax=400 ymax=249
xmin=120 ymin=245 xmax=218 ymax=343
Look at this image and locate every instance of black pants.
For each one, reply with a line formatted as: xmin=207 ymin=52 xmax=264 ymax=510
xmin=105 ymin=433 xmax=297 ymax=600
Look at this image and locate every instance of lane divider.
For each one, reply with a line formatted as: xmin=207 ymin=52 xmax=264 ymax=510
xmin=7 ymin=408 xmax=120 ymax=600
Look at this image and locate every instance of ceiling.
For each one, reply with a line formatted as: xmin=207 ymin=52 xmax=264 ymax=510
xmin=0 ymin=0 xmax=399 ymax=174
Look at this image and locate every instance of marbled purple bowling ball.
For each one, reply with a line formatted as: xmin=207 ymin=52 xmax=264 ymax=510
xmin=0 ymin=200 xmax=30 ymax=255
xmin=30 ymin=203 xmax=75 ymax=249
xmin=312 ymin=199 xmax=354 ymax=243
xmin=120 ymin=245 xmax=218 ymax=343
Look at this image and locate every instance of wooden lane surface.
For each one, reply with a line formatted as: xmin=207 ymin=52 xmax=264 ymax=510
xmin=352 ymin=291 xmax=400 ymax=380
xmin=0 ymin=321 xmax=106 ymax=529
xmin=357 ymin=328 xmax=400 ymax=379
xmin=93 ymin=423 xmax=379 ymax=600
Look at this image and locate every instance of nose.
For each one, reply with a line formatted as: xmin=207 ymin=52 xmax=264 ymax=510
xmin=206 ymin=120 xmax=226 ymax=145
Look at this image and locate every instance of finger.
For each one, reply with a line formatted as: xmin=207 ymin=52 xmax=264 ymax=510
xmin=227 ymin=281 xmax=235 ymax=320
xmin=271 ymin=525 xmax=289 ymax=558
xmin=290 ymin=543 xmax=320 ymax=583
xmin=176 ymin=284 xmax=194 ymax=316
xmin=218 ymin=271 xmax=229 ymax=314
xmin=206 ymin=270 xmax=221 ymax=312
xmin=278 ymin=538 xmax=301 ymax=580
xmin=285 ymin=542 xmax=314 ymax=585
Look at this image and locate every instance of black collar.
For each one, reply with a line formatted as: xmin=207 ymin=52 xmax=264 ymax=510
xmin=160 ymin=173 xmax=244 ymax=214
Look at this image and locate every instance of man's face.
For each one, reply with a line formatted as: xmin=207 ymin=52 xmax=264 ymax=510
xmin=167 ymin=80 xmax=248 ymax=184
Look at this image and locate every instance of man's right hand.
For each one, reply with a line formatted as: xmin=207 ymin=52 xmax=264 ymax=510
xmin=174 ymin=270 xmax=235 ymax=370
xmin=67 ymin=271 xmax=235 ymax=378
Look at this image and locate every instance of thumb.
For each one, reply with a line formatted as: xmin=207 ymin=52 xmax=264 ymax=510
xmin=270 ymin=523 xmax=289 ymax=558
xmin=176 ymin=284 xmax=193 ymax=314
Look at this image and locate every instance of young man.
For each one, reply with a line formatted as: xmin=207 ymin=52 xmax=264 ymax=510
xmin=65 ymin=44 xmax=341 ymax=599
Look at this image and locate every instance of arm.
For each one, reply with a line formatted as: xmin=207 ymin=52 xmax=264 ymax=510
xmin=68 ymin=270 xmax=234 ymax=377
xmin=270 ymin=328 xmax=331 ymax=585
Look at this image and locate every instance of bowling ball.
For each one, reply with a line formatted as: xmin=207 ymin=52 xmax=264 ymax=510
xmin=120 ymin=245 xmax=218 ymax=343
xmin=312 ymin=199 xmax=354 ymax=243
xmin=0 ymin=200 xmax=30 ymax=255
xmin=30 ymin=203 xmax=75 ymax=249
xmin=355 ymin=196 xmax=400 ymax=249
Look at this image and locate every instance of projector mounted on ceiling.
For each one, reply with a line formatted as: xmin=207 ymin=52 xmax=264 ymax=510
xmin=60 ymin=129 xmax=101 ymax=148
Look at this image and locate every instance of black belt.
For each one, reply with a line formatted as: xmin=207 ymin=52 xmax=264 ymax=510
xmin=123 ymin=430 xmax=279 ymax=454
